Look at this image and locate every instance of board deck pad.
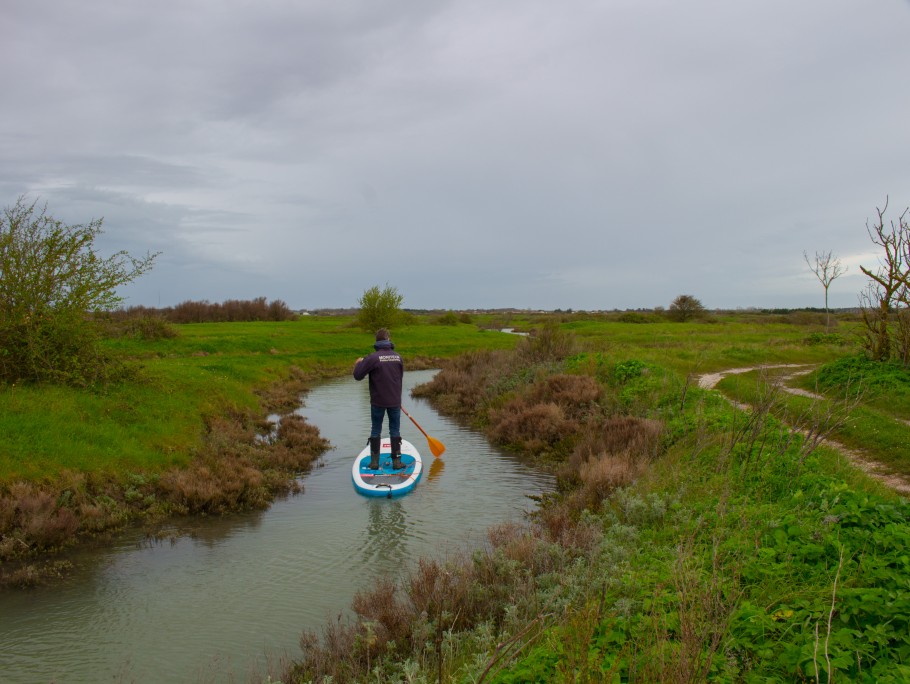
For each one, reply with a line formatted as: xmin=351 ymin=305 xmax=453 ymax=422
xmin=351 ymin=438 xmax=423 ymax=497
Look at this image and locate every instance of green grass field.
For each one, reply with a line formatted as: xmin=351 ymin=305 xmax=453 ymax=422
xmin=0 ymin=316 xmax=519 ymax=484
xmin=0 ymin=313 xmax=865 ymax=486
xmin=558 ymin=315 xmax=855 ymax=374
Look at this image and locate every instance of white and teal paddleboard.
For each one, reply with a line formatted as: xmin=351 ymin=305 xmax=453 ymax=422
xmin=351 ymin=438 xmax=423 ymax=498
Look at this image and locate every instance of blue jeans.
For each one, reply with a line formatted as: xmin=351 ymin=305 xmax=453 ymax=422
xmin=370 ymin=405 xmax=401 ymax=438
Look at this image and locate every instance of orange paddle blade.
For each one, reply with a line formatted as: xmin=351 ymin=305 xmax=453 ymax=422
xmin=427 ymin=435 xmax=446 ymax=458
xmin=401 ymin=406 xmax=446 ymax=458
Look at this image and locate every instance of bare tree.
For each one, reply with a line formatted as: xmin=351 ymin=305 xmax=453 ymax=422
xmin=894 ymin=282 xmax=910 ymax=366
xmin=803 ymin=250 xmax=847 ymax=331
xmin=858 ymin=197 xmax=910 ymax=362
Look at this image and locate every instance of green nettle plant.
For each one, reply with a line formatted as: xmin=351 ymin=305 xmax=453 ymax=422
xmin=356 ymin=283 xmax=404 ymax=332
xmin=0 ymin=196 xmax=158 ymax=385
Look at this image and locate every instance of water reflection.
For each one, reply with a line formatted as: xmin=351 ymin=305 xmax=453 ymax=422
xmin=361 ymin=499 xmax=409 ymax=566
xmin=427 ymin=458 xmax=445 ymax=481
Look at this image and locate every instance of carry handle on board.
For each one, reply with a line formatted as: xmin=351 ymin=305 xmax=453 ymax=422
xmin=401 ymin=406 xmax=446 ymax=458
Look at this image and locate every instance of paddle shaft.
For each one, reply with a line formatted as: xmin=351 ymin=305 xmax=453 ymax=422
xmin=401 ymin=406 xmax=430 ymax=438
xmin=401 ymin=406 xmax=446 ymax=457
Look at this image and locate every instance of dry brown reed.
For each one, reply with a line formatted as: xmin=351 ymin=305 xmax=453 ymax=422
xmin=1 ymin=377 xmax=329 ymax=586
xmin=406 ymin=354 xmax=446 ymax=371
xmin=489 ymin=401 xmax=576 ymax=452
xmin=411 ymin=349 xmax=515 ymax=416
xmin=487 ymin=373 xmax=603 ymax=454
xmin=526 ymin=373 xmax=602 ymax=415
xmin=254 ymin=365 xmax=311 ymax=414
xmin=516 ymin=322 xmax=577 ymax=364
xmin=0 ymin=483 xmax=79 ymax=551
xmin=559 ymin=416 xmax=664 ymax=513
xmin=288 ymin=514 xmax=604 ymax=683
xmin=156 ymin=409 xmax=328 ymax=516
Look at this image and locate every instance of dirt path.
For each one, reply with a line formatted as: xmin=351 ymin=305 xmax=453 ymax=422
xmin=696 ymin=364 xmax=813 ymax=391
xmin=697 ymin=364 xmax=910 ymax=496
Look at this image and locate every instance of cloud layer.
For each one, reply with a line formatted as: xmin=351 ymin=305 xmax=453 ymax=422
xmin=4 ymin=0 xmax=909 ymax=310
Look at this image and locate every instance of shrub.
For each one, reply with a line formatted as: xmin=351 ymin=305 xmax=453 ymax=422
xmin=516 ymin=322 xmax=576 ymax=363
xmin=356 ymin=284 xmax=404 ymax=332
xmin=526 ymin=373 xmax=602 ymax=421
xmin=561 ymin=416 xmax=664 ymax=511
xmin=0 ymin=197 xmax=157 ymax=384
xmin=667 ymin=294 xmax=706 ymax=322
xmin=488 ymin=401 xmax=576 ymax=453
xmin=613 ymin=359 xmax=647 ymax=383
xmin=106 ymin=314 xmax=178 ymax=340
xmin=616 ymin=312 xmax=656 ymax=324
xmin=411 ymin=349 xmax=516 ymax=417
xmin=433 ymin=311 xmax=460 ymax=326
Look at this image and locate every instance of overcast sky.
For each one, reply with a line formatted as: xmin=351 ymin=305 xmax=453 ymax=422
xmin=3 ymin=1 xmax=910 ymax=311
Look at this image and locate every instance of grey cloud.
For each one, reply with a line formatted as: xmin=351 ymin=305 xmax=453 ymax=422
xmin=3 ymin=0 xmax=910 ymax=311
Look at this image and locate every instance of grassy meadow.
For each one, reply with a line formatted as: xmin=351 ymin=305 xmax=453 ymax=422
xmin=0 ymin=310 xmax=856 ymax=485
xmin=4 ymin=308 xmax=910 ymax=682
xmin=0 ymin=316 xmax=517 ymax=484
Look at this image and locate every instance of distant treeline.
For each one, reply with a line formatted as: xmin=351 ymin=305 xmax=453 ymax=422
xmin=115 ymin=297 xmax=297 ymax=323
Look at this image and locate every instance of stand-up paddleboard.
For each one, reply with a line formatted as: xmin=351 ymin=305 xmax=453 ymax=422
xmin=352 ymin=438 xmax=423 ymax=498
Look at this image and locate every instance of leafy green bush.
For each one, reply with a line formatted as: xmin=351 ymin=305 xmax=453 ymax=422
xmin=0 ymin=197 xmax=157 ymax=385
xmin=729 ymin=488 xmax=910 ymax=682
xmin=106 ymin=315 xmax=178 ymax=341
xmin=804 ymin=331 xmax=849 ymax=346
xmin=616 ymin=311 xmax=656 ymax=324
xmin=613 ymin=359 xmax=646 ymax=383
xmin=433 ymin=311 xmax=460 ymax=326
xmin=356 ymin=284 xmax=404 ymax=332
xmin=815 ymin=354 xmax=910 ymax=394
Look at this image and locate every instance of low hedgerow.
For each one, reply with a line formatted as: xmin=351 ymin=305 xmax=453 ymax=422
xmin=103 ymin=314 xmax=178 ymax=341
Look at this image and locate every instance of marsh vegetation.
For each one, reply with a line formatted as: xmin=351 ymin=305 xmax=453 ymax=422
xmin=1 ymin=305 xmax=908 ymax=682
xmin=273 ymin=315 xmax=910 ymax=683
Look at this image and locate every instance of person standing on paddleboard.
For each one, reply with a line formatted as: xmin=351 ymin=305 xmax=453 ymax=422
xmin=353 ymin=328 xmax=404 ymax=470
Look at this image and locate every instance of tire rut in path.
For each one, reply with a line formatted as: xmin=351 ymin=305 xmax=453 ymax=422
xmin=696 ymin=364 xmax=910 ymax=496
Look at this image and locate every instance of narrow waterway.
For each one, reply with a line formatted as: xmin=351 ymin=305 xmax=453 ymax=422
xmin=0 ymin=370 xmax=554 ymax=683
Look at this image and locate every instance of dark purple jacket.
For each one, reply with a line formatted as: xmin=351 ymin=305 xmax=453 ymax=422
xmin=353 ymin=340 xmax=403 ymax=408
